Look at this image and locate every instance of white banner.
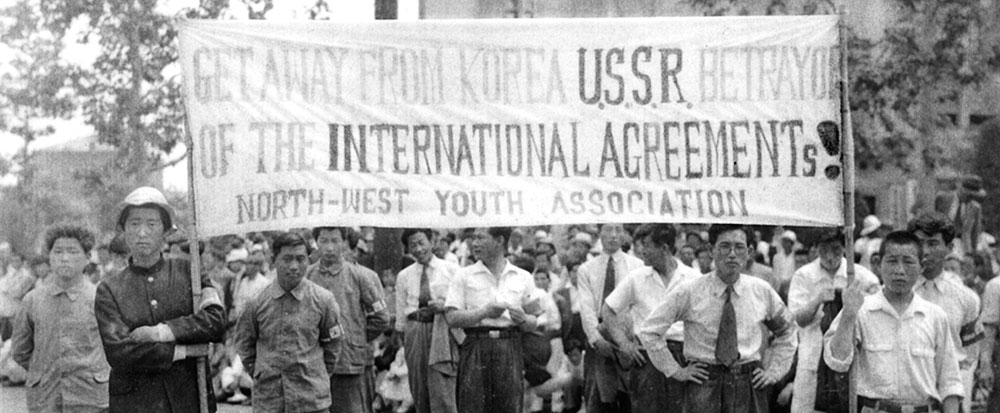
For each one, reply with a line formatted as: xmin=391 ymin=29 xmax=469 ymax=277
xmin=178 ymin=16 xmax=844 ymax=236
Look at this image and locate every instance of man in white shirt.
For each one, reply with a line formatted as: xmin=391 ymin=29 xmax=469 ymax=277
xmin=640 ymin=224 xmax=796 ymax=413
xmin=576 ymin=223 xmax=644 ymax=412
xmin=445 ymin=227 xmax=538 ymax=413
xmin=788 ymin=231 xmax=880 ymax=413
xmin=772 ymin=230 xmax=798 ymax=291
xmin=825 ymin=231 xmax=962 ymax=413
xmin=395 ymin=228 xmax=460 ymax=413
xmin=602 ymin=223 xmax=700 ymax=412
xmin=908 ymin=213 xmax=984 ymax=413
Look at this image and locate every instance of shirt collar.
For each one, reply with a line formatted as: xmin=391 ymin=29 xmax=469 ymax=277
xmin=422 ymin=257 xmax=441 ymax=271
xmin=49 ymin=281 xmax=86 ymax=301
xmin=128 ymin=257 xmax=165 ymax=275
xmin=708 ymin=271 xmax=745 ymax=297
xmin=268 ymin=278 xmax=307 ymax=300
xmin=470 ymin=259 xmax=521 ymax=278
xmin=314 ymin=261 xmax=347 ymax=277
xmin=866 ymin=290 xmax=929 ymax=318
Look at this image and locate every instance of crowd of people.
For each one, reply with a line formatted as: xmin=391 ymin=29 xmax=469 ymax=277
xmin=0 ymin=185 xmax=1000 ymax=413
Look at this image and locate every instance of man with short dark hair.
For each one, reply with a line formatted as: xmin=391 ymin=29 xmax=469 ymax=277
xmin=235 ymin=232 xmax=343 ymax=413
xmin=604 ymin=223 xmax=700 ymax=412
xmin=395 ymin=228 xmax=460 ymax=413
xmin=908 ymin=213 xmax=983 ymax=413
xmin=577 ymin=223 xmax=645 ymax=412
xmin=445 ymin=226 xmax=538 ymax=413
xmin=825 ymin=231 xmax=962 ymax=413
xmin=95 ymin=187 xmax=226 ymax=413
xmin=11 ymin=224 xmax=111 ymax=412
xmin=307 ymin=226 xmax=390 ymax=413
xmin=640 ymin=224 xmax=796 ymax=413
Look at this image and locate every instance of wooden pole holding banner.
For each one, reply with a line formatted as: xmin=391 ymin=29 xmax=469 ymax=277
xmin=838 ymin=5 xmax=857 ymax=413
xmin=185 ymin=131 xmax=211 ymax=413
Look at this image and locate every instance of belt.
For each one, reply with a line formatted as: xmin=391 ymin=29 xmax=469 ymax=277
xmin=858 ymin=396 xmax=941 ymax=413
xmin=406 ymin=310 xmax=435 ymax=323
xmin=702 ymin=361 xmax=759 ymax=375
xmin=464 ymin=327 xmax=520 ymax=339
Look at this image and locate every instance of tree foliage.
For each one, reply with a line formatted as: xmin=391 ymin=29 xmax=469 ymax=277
xmin=686 ymin=0 xmax=1000 ymax=175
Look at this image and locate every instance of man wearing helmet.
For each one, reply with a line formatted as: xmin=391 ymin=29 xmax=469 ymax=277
xmin=94 ymin=187 xmax=227 ymax=413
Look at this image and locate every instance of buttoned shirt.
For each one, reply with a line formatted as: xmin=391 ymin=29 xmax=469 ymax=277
xmin=11 ymin=280 xmax=111 ymax=410
xmin=981 ymin=276 xmax=1000 ymax=326
xmin=235 ymin=279 xmax=342 ymax=413
xmin=823 ymin=292 xmax=963 ymax=403
xmin=788 ymin=258 xmax=880 ymax=372
xmin=230 ymin=272 xmax=272 ymax=325
xmin=913 ymin=273 xmax=983 ymax=368
xmin=444 ymin=260 xmax=535 ymax=327
xmin=395 ymin=257 xmax=459 ymax=331
xmin=95 ymin=258 xmax=226 ymax=413
xmin=639 ymin=272 xmax=796 ymax=379
xmin=577 ymin=250 xmax=645 ymax=344
xmin=605 ymin=262 xmax=701 ymax=343
xmin=307 ymin=261 xmax=390 ymax=375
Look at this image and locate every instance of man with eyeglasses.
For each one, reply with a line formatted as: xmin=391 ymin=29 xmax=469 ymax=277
xmin=640 ymin=224 xmax=796 ymax=413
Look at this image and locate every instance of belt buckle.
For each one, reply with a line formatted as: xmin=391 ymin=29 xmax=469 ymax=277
xmin=901 ymin=406 xmax=914 ymax=413
xmin=489 ymin=330 xmax=500 ymax=339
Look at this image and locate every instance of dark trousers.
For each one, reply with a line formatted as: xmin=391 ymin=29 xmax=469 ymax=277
xmin=403 ymin=320 xmax=457 ymax=413
xmin=330 ymin=369 xmax=374 ymax=413
xmin=630 ymin=342 xmax=685 ymax=413
xmin=457 ymin=328 xmax=523 ymax=413
xmin=685 ymin=362 xmax=768 ymax=413
xmin=584 ymin=345 xmax=629 ymax=413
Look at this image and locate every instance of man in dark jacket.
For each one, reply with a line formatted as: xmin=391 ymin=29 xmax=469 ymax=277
xmin=95 ymin=187 xmax=227 ymax=413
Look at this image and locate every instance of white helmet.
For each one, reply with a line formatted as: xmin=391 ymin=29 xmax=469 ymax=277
xmin=116 ymin=187 xmax=175 ymax=231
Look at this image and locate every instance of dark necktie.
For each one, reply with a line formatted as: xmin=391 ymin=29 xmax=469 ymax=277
xmin=418 ymin=264 xmax=431 ymax=308
xmin=716 ymin=285 xmax=739 ymax=366
xmin=602 ymin=256 xmax=616 ymax=300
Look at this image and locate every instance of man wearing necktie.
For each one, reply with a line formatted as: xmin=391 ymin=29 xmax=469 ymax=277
xmin=395 ymin=228 xmax=460 ymax=413
xmin=640 ymin=224 xmax=796 ymax=413
xmin=909 ymin=213 xmax=984 ymax=413
xmin=577 ymin=223 xmax=644 ymax=412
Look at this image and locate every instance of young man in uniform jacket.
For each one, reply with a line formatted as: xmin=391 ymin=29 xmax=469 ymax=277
xmin=95 ymin=187 xmax=226 ymax=413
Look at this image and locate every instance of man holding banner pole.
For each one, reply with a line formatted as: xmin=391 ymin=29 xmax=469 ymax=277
xmin=640 ymin=224 xmax=796 ymax=413
xmin=95 ymin=187 xmax=226 ymax=413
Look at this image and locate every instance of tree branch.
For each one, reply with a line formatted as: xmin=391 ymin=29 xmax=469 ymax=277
xmin=146 ymin=151 xmax=188 ymax=173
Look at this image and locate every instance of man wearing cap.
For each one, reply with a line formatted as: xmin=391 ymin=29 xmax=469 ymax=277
xmin=306 ymin=226 xmax=390 ymax=413
xmin=95 ymin=187 xmax=227 ymax=413
xmin=788 ymin=231 xmax=880 ymax=413
xmin=855 ymin=215 xmax=883 ymax=271
xmin=772 ymin=230 xmax=798 ymax=292
xmin=640 ymin=224 xmax=796 ymax=413
xmin=577 ymin=223 xmax=645 ymax=412
xmin=445 ymin=226 xmax=538 ymax=413
xmin=955 ymin=176 xmax=984 ymax=255
xmin=395 ymin=228 xmax=460 ymax=413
